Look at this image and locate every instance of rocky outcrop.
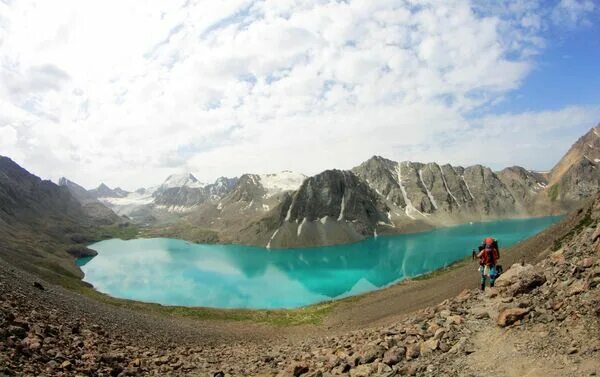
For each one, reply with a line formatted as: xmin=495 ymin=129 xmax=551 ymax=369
xmin=65 ymin=245 xmax=98 ymax=258
xmin=353 ymin=157 xmax=523 ymax=220
xmin=547 ymin=125 xmax=600 ymax=204
xmin=263 ymin=170 xmax=391 ymax=248
xmin=497 ymin=166 xmax=548 ymax=212
xmin=153 ymin=186 xmax=210 ymax=211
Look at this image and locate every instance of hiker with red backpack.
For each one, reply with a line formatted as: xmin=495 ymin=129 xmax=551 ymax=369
xmin=477 ymin=237 xmax=500 ymax=290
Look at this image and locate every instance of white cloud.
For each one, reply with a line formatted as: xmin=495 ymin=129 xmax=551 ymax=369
xmin=551 ymin=0 xmax=597 ymax=27
xmin=0 ymin=0 xmax=597 ymax=189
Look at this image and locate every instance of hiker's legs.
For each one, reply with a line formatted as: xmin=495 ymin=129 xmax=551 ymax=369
xmin=480 ymin=273 xmax=486 ymax=290
xmin=489 ymin=266 xmax=497 ymax=287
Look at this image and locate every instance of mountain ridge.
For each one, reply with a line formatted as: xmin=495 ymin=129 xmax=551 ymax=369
xmin=6 ymin=124 xmax=600 ymax=250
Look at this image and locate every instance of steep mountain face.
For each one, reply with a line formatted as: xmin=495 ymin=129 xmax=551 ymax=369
xmin=0 ymin=156 xmax=100 ymax=278
xmin=58 ymin=177 xmax=95 ymax=202
xmin=497 ymin=167 xmax=548 ymax=211
xmin=153 ymin=177 xmax=239 ymax=212
xmin=547 ymin=125 xmax=600 ymax=203
xmin=175 ymin=172 xmax=307 ymax=243
xmin=352 ymin=157 xmax=520 ymax=221
xmin=58 ymin=178 xmax=121 ymax=225
xmin=0 ymin=158 xmax=83 ymax=222
xmin=260 ymin=170 xmax=391 ymax=248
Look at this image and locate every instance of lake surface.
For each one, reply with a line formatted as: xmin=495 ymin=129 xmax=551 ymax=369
xmin=80 ymin=216 xmax=561 ymax=309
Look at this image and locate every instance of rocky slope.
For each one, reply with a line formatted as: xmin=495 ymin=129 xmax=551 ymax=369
xmin=58 ymin=178 xmax=121 ymax=225
xmin=1 ymin=192 xmax=599 ymax=376
xmin=547 ymin=124 xmax=600 ymax=204
xmin=0 ymin=156 xmax=112 ymax=279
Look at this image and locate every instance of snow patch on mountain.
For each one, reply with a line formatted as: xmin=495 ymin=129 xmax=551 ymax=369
xmin=438 ymin=165 xmax=461 ymax=207
xmin=160 ymin=173 xmax=205 ymax=190
xmin=418 ymin=169 xmax=438 ymax=210
xmin=259 ymin=171 xmax=306 ymax=197
xmin=395 ymin=162 xmax=425 ymax=220
xmin=99 ymin=191 xmax=155 ymax=207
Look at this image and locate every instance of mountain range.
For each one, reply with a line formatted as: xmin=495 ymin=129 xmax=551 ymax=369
xmin=3 ymin=124 xmax=600 ymax=252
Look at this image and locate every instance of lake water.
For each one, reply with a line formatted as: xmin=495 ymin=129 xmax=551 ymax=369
xmin=79 ymin=216 xmax=561 ymax=309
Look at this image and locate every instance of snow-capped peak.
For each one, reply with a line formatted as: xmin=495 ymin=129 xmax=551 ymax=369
xmin=160 ymin=172 xmax=205 ymax=189
xmin=259 ymin=171 xmax=306 ymax=196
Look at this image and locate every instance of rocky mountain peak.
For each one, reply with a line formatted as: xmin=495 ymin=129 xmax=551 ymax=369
xmin=90 ymin=183 xmax=128 ymax=199
xmin=160 ymin=172 xmax=203 ymax=189
xmin=546 ymin=125 xmax=600 ymax=202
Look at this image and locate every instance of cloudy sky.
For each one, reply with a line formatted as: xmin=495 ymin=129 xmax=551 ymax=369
xmin=1 ymin=0 xmax=599 ymax=190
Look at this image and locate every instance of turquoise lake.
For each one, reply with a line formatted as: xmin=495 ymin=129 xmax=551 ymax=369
xmin=79 ymin=216 xmax=561 ymax=309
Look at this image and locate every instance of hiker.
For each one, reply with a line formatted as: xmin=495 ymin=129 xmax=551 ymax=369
xmin=477 ymin=237 xmax=499 ymax=290
xmin=471 ymin=249 xmax=477 ymax=260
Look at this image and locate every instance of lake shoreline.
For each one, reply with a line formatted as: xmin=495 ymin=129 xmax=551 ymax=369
xmin=79 ymin=216 xmax=563 ymax=311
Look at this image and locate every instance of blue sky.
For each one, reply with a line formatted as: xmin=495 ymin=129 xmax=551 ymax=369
xmin=0 ymin=0 xmax=599 ymax=189
xmin=493 ymin=19 xmax=600 ymax=114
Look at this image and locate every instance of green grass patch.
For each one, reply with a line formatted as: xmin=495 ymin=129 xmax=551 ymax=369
xmin=60 ymin=277 xmax=335 ymax=326
xmin=91 ymin=223 xmax=143 ymax=241
xmin=144 ymin=222 xmax=219 ymax=244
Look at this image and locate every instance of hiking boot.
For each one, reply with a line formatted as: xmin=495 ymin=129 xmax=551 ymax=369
xmin=480 ymin=283 xmax=485 ymax=291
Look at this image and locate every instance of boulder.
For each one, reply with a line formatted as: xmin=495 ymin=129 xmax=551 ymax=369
xmin=446 ymin=315 xmax=464 ymax=325
xmin=292 ymin=364 xmax=309 ymax=377
xmin=495 ymin=263 xmax=533 ymax=287
xmin=497 ymin=307 xmax=530 ymax=327
xmin=382 ymin=347 xmax=404 ymax=366
xmin=33 ymin=281 xmax=45 ymax=290
xmin=420 ymin=338 xmax=439 ymax=355
xmin=567 ymin=280 xmax=588 ymax=296
xmin=406 ymin=343 xmax=420 ymax=360
xmin=449 ymin=337 xmax=474 ymax=355
xmin=349 ymin=364 xmax=372 ymax=377
xmin=8 ymin=325 xmax=27 ymax=339
xmin=358 ymin=344 xmax=384 ymax=364
xmin=580 ymin=257 xmax=594 ymax=269
xmin=65 ymin=245 xmax=98 ymax=258
xmin=509 ymin=272 xmax=546 ymax=296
